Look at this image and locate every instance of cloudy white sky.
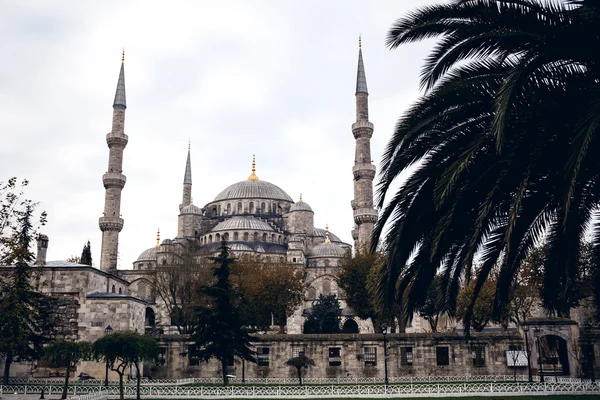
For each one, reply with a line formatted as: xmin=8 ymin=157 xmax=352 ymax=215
xmin=1 ymin=0 xmax=436 ymax=268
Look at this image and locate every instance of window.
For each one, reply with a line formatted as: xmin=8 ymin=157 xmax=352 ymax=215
xmin=400 ymin=347 xmax=413 ymax=366
xmin=257 ymin=347 xmax=270 ymax=366
xmin=224 ymin=233 xmax=229 ymax=241
xmin=244 ymin=232 xmax=249 ymax=241
xmin=217 ymin=205 xmax=221 ymax=215
xmin=308 ymin=287 xmax=316 ymax=299
xmin=261 ymin=202 xmax=266 ymax=213
xmin=234 ymin=232 xmax=239 ymax=241
xmin=363 ymin=347 xmax=377 ymax=366
xmin=226 ymin=203 xmax=231 ymax=214
xmin=118 ymin=287 xmax=122 ymax=294
xmin=209 ymin=235 xmax=213 ymax=243
xmin=292 ymin=257 xmax=297 ymax=263
xmin=472 ymin=344 xmax=486 ymax=367
xmin=263 ymin=233 xmax=267 ymax=242
xmin=436 ymin=346 xmax=450 ymax=366
xmin=237 ymin=202 xmax=242 ymax=214
xmin=292 ymin=346 xmax=306 ymax=358
xmin=272 ymin=234 xmax=276 ymax=242
xmin=329 ymin=347 xmax=342 ymax=366
xmin=249 ymin=202 xmax=254 ymax=214
xmin=322 ymin=280 xmax=331 ymax=295
xmin=216 ymin=233 xmax=221 ymax=241
xmin=111 ymin=285 xmax=115 ymax=293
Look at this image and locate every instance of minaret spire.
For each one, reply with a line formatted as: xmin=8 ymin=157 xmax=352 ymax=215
xmin=180 ymin=143 xmax=193 ymax=211
xmin=99 ymin=52 xmax=129 ymax=272
xmin=351 ymin=38 xmax=378 ymax=250
xmin=248 ymin=154 xmax=259 ymax=181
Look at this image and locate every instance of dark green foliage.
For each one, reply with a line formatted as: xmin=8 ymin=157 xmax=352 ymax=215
xmin=191 ymin=239 xmax=255 ymax=386
xmin=93 ymin=332 xmax=159 ymax=400
xmin=416 ymin=276 xmax=443 ymax=332
xmin=304 ymin=294 xmax=342 ymax=334
xmin=371 ymin=0 xmax=600 ymax=333
xmin=80 ymin=240 xmax=92 ymax=266
xmin=0 ymin=186 xmax=49 ymax=384
xmin=285 ymin=355 xmax=315 ymax=386
xmin=44 ymin=341 xmax=92 ymax=399
xmin=338 ymin=250 xmax=380 ymax=320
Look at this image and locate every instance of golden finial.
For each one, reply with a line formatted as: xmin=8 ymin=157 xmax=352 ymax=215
xmin=359 ymin=35 xmax=362 ymax=49
xmin=155 ymin=227 xmax=160 ymax=248
xmin=299 ymin=193 xmax=303 ymax=203
xmin=188 ymin=140 xmax=191 ymax=151
xmin=248 ymin=154 xmax=259 ymax=181
xmin=122 ymin=49 xmax=125 ymax=63
xmin=325 ymin=224 xmax=331 ymax=243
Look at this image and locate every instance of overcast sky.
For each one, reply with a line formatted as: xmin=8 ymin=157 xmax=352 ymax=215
xmin=1 ymin=0 xmax=437 ymax=268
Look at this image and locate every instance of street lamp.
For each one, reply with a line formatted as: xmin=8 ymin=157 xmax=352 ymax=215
xmin=522 ymin=324 xmax=533 ymax=383
xmin=533 ymin=327 xmax=544 ymax=383
xmin=104 ymin=325 xmax=113 ymax=387
xmin=381 ymin=323 xmax=389 ymax=388
xmin=240 ymin=326 xmax=248 ymax=384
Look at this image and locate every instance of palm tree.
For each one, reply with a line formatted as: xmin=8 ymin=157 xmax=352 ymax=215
xmin=372 ymin=0 xmax=600 ymax=333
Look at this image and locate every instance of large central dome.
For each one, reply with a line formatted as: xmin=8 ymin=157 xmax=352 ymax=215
xmin=213 ymin=180 xmax=293 ymax=202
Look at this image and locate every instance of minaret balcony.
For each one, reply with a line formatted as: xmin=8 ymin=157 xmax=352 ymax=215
xmin=103 ymin=172 xmax=127 ymax=189
xmin=352 ymin=164 xmax=376 ymax=180
xmin=353 ymin=208 xmax=378 ymax=225
xmin=99 ymin=216 xmax=124 ymax=232
xmin=106 ymin=132 xmax=129 ymax=148
xmin=352 ymin=121 xmax=374 ymax=138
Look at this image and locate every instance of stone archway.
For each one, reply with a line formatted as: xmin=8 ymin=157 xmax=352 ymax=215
xmin=342 ymin=319 xmax=359 ymax=334
xmin=145 ymin=307 xmax=156 ymax=327
xmin=540 ymin=335 xmax=570 ymax=376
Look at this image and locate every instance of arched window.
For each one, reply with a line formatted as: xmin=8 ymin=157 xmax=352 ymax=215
xmin=111 ymin=285 xmax=115 ymax=293
xmin=308 ymin=287 xmax=317 ymax=299
xmin=261 ymin=202 xmax=266 ymax=213
xmin=278 ymin=235 xmax=282 ymax=244
xmin=279 ymin=256 xmax=284 ymax=263
xmin=138 ymin=281 xmax=146 ymax=299
xmin=262 ymin=233 xmax=267 ymax=242
xmin=226 ymin=203 xmax=231 ymax=214
xmin=209 ymin=235 xmax=213 ymax=243
xmin=271 ymin=234 xmax=275 ymax=242
xmin=224 ymin=233 xmax=229 ymax=241
xmin=118 ymin=287 xmax=122 ymax=294
xmin=243 ymin=232 xmax=249 ymax=241
xmin=249 ymin=202 xmax=254 ymax=214
xmin=216 ymin=233 xmax=221 ymax=241
xmin=324 ymin=260 xmax=330 ymax=267
xmin=237 ymin=202 xmax=242 ymax=214
xmin=273 ymin=202 xmax=278 ymax=214
xmin=145 ymin=307 xmax=156 ymax=327
xmin=322 ymin=280 xmax=331 ymax=295
xmin=342 ymin=319 xmax=359 ymax=334
xmin=253 ymin=232 xmax=258 ymax=241
xmin=217 ymin=205 xmax=221 ymax=215
xmin=234 ymin=232 xmax=239 ymax=241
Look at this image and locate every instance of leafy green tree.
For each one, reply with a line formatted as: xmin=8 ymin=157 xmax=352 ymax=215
xmin=416 ymin=276 xmax=444 ymax=332
xmin=0 ymin=182 xmax=48 ymax=384
xmin=43 ymin=341 xmax=92 ymax=399
xmin=191 ymin=239 xmax=255 ymax=386
xmin=304 ymin=294 xmax=342 ymax=334
xmin=456 ymin=279 xmax=496 ymax=332
xmin=338 ymin=250 xmax=381 ymax=321
xmin=371 ymin=0 xmax=600 ymax=332
xmin=93 ymin=332 xmax=159 ymax=400
xmin=80 ymin=241 xmax=92 ymax=266
xmin=285 ymin=355 xmax=314 ymax=386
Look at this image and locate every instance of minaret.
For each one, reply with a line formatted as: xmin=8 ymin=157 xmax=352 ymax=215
xmin=99 ymin=51 xmax=128 ymax=272
xmin=351 ymin=37 xmax=378 ymax=251
xmin=179 ymin=143 xmax=192 ymax=211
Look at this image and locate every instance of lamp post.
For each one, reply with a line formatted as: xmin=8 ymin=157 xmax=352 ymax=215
xmin=522 ymin=324 xmax=533 ymax=383
xmin=240 ymin=326 xmax=248 ymax=384
xmin=381 ymin=323 xmax=389 ymax=388
xmin=104 ymin=325 xmax=113 ymax=387
xmin=533 ymin=327 xmax=544 ymax=383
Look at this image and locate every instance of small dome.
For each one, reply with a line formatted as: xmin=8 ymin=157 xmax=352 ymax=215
xmin=181 ymin=204 xmax=202 ymax=215
xmin=313 ymin=228 xmax=342 ymax=243
xmin=289 ymin=200 xmax=313 ymax=212
xmin=229 ymin=243 xmax=253 ymax=252
xmin=137 ymin=247 xmax=158 ymax=261
xmin=212 ymin=180 xmax=293 ymax=202
xmin=212 ymin=216 xmax=274 ymax=232
xmin=309 ymin=242 xmax=346 ymax=258
xmin=161 ymin=239 xmax=173 ymax=245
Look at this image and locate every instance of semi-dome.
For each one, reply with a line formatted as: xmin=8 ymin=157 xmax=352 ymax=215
xmin=212 ymin=216 xmax=274 ymax=232
xmin=161 ymin=239 xmax=173 ymax=245
xmin=289 ymin=200 xmax=313 ymax=212
xmin=137 ymin=247 xmax=158 ymax=261
xmin=181 ymin=204 xmax=202 ymax=215
xmin=229 ymin=243 xmax=254 ymax=252
xmin=212 ymin=180 xmax=293 ymax=202
xmin=309 ymin=242 xmax=346 ymax=258
xmin=313 ymin=228 xmax=342 ymax=243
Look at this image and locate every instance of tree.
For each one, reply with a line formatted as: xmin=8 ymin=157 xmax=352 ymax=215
xmin=43 ymin=341 xmax=92 ymax=399
xmin=371 ymin=0 xmax=600 ymax=333
xmin=456 ymin=279 xmax=496 ymax=332
xmin=191 ymin=239 xmax=255 ymax=386
xmin=93 ymin=332 xmax=159 ymax=400
xmin=285 ymin=355 xmax=314 ymax=386
xmin=337 ymin=250 xmax=381 ymax=321
xmin=416 ymin=276 xmax=444 ymax=332
xmin=0 ymin=182 xmax=48 ymax=384
xmin=304 ymin=294 xmax=342 ymax=334
xmin=80 ymin=241 xmax=92 ymax=266
xmin=152 ymin=242 xmax=211 ymax=334
xmin=232 ymin=254 xmax=304 ymax=332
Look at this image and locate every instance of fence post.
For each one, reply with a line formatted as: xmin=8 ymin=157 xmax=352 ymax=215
xmin=490 ymin=382 xmax=493 ymax=394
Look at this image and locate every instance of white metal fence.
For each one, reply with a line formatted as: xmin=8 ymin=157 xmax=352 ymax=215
xmin=3 ymin=381 xmax=599 ymax=399
xmin=7 ymin=374 xmax=588 ymax=386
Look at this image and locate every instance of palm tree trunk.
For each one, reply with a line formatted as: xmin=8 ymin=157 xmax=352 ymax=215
xmin=61 ymin=362 xmax=71 ymax=400
xmin=297 ymin=367 xmax=302 ymax=386
xmin=2 ymin=352 xmax=12 ymax=385
xmin=135 ymin=363 xmax=141 ymax=400
xmin=118 ymin=371 xmax=124 ymax=400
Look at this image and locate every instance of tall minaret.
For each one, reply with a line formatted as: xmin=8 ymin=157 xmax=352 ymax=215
xmin=99 ymin=51 xmax=128 ymax=272
xmin=179 ymin=143 xmax=192 ymax=211
xmin=351 ymin=37 xmax=378 ymax=251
